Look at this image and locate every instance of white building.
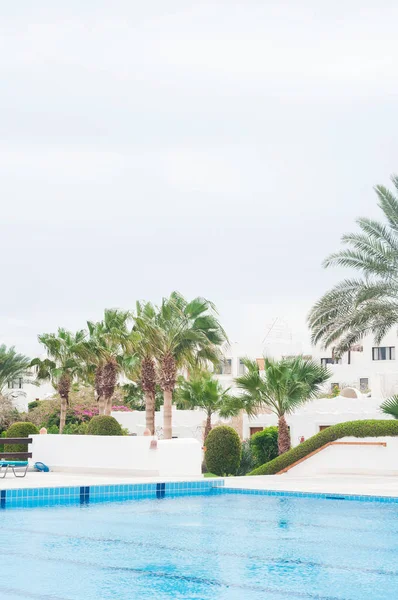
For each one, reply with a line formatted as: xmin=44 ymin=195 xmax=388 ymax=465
xmin=214 ymin=333 xmax=398 ymax=400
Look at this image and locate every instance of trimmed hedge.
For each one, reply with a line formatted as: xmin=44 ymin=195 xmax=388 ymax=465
xmin=5 ymin=422 xmax=39 ymax=454
xmin=205 ymin=425 xmax=241 ymax=476
xmin=87 ymin=415 xmax=123 ymax=436
xmin=248 ymin=420 xmax=398 ymax=476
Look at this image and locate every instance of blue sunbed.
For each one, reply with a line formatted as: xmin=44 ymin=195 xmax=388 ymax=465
xmin=0 ymin=460 xmax=29 ymax=478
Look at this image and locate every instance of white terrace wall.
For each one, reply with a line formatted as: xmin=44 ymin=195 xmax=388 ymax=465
xmin=30 ymin=435 xmax=202 ymax=478
xmin=286 ymin=436 xmax=398 ymax=476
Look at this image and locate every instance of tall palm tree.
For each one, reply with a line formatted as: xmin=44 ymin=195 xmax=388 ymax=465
xmin=175 ymin=370 xmax=239 ymax=441
xmin=0 ymin=345 xmax=32 ymax=394
xmin=308 ymin=175 xmax=398 ymax=356
xmin=32 ymin=329 xmax=86 ymax=433
xmin=234 ymin=356 xmax=330 ymax=454
xmin=78 ymin=309 xmax=138 ymax=415
xmin=136 ymin=292 xmax=228 ymax=439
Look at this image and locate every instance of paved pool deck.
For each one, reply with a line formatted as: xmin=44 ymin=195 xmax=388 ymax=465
xmin=1 ymin=470 xmax=398 ymax=498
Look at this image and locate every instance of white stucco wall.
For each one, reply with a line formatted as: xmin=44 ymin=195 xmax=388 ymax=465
xmin=30 ymin=435 xmax=202 ymax=478
xmin=286 ymin=436 xmax=398 ymax=476
xmin=243 ymin=396 xmax=393 ymax=442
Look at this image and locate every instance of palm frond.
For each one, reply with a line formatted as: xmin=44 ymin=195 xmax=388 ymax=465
xmin=380 ymin=395 xmax=398 ymax=419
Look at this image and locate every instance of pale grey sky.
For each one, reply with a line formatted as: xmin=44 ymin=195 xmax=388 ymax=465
xmin=1 ymin=1 xmax=397 ymax=356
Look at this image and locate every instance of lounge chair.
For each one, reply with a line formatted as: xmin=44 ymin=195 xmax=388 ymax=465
xmin=0 ymin=460 xmax=29 ymax=479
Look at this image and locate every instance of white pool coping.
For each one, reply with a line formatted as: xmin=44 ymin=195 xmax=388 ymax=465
xmin=225 ymin=473 xmax=398 ymax=498
xmin=1 ymin=470 xmax=398 ymax=498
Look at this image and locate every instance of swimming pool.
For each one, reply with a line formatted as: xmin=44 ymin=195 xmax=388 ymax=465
xmin=1 ymin=491 xmax=397 ymax=599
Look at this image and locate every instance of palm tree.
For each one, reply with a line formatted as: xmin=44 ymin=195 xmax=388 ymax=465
xmin=380 ymin=396 xmax=398 ymax=419
xmin=32 ymin=329 xmax=86 ymax=433
xmin=135 ymin=292 xmax=228 ymax=439
xmin=78 ymin=309 xmax=138 ymax=415
xmin=308 ymin=175 xmax=398 ymax=356
xmin=175 ymin=370 xmax=239 ymax=441
xmin=0 ymin=345 xmax=32 ymax=394
xmin=234 ymin=356 xmax=330 ymax=454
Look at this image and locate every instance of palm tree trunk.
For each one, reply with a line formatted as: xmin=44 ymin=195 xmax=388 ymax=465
xmin=278 ymin=414 xmax=291 ymax=455
xmin=95 ymin=366 xmax=105 ymax=415
xmin=160 ymin=352 xmax=177 ymax=440
xmin=204 ymin=412 xmax=212 ymax=442
xmin=102 ymin=359 xmax=118 ymax=417
xmin=104 ymin=397 xmax=113 ymax=416
xmin=145 ymin=390 xmax=155 ymax=434
xmin=59 ymin=396 xmax=68 ymax=434
xmin=141 ymin=356 xmax=157 ymax=434
xmin=98 ymin=395 xmax=105 ymax=415
xmin=58 ymin=374 xmax=71 ymax=435
xmin=163 ymin=389 xmax=173 ymax=439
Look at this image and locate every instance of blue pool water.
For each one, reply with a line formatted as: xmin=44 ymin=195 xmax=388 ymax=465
xmin=1 ymin=492 xmax=398 ymax=599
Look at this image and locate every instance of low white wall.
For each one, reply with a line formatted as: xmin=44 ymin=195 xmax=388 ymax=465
xmin=287 ymin=436 xmax=398 ymax=476
xmin=30 ymin=435 xmax=202 ymax=478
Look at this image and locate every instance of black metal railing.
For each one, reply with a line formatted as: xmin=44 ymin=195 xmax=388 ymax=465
xmin=0 ymin=438 xmax=32 ymax=460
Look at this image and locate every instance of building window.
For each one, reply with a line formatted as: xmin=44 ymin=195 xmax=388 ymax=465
xmin=359 ymin=378 xmax=369 ymax=392
xmin=238 ymin=359 xmax=246 ymax=375
xmin=215 ymin=359 xmax=232 ymax=375
xmin=372 ymin=347 xmax=395 ymax=361
xmin=330 ymin=382 xmax=340 ymax=392
xmin=250 ymin=427 xmax=263 ymax=437
xmin=7 ymin=378 xmax=23 ymax=389
xmin=319 ymin=425 xmax=331 ymax=431
xmin=321 ymin=358 xmax=342 ymax=367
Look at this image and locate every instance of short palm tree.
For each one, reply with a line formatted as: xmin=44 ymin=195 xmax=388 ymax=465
xmin=0 ymin=344 xmax=32 ymax=394
xmin=309 ymin=175 xmax=398 ymax=355
xmin=78 ymin=309 xmax=138 ymax=415
xmin=32 ymin=329 xmax=86 ymax=433
xmin=135 ymin=292 xmax=228 ymax=439
xmin=176 ymin=370 xmax=238 ymax=441
xmin=380 ymin=396 xmax=398 ymax=419
xmin=235 ymin=357 xmax=331 ymax=454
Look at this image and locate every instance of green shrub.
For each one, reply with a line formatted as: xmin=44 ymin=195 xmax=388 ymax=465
xmin=205 ymin=426 xmax=241 ymax=476
xmin=46 ymin=425 xmax=59 ymax=434
xmin=87 ymin=415 xmax=123 ymax=436
xmin=236 ymin=439 xmax=256 ymax=475
xmin=250 ymin=426 xmax=279 ymax=467
xmin=28 ymin=400 xmax=39 ymax=411
xmin=63 ymin=422 xmax=89 ymax=435
xmin=249 ymin=420 xmax=398 ymax=475
xmin=4 ymin=422 xmax=39 ymax=454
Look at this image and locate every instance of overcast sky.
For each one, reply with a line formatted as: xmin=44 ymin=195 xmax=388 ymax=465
xmin=1 ymin=1 xmax=398 ymax=357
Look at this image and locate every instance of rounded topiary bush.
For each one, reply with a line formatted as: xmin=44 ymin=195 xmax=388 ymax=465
xmin=250 ymin=426 xmax=279 ymax=467
xmin=205 ymin=425 xmax=241 ymax=476
xmin=5 ymin=422 xmax=39 ymax=454
xmin=87 ymin=415 xmax=123 ymax=436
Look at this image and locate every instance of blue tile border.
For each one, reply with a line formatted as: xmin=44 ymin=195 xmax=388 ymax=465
xmin=80 ymin=486 xmax=90 ymax=505
xmin=1 ymin=479 xmax=397 ymax=509
xmin=0 ymin=479 xmax=225 ymax=509
xmin=218 ymin=486 xmax=398 ymax=503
